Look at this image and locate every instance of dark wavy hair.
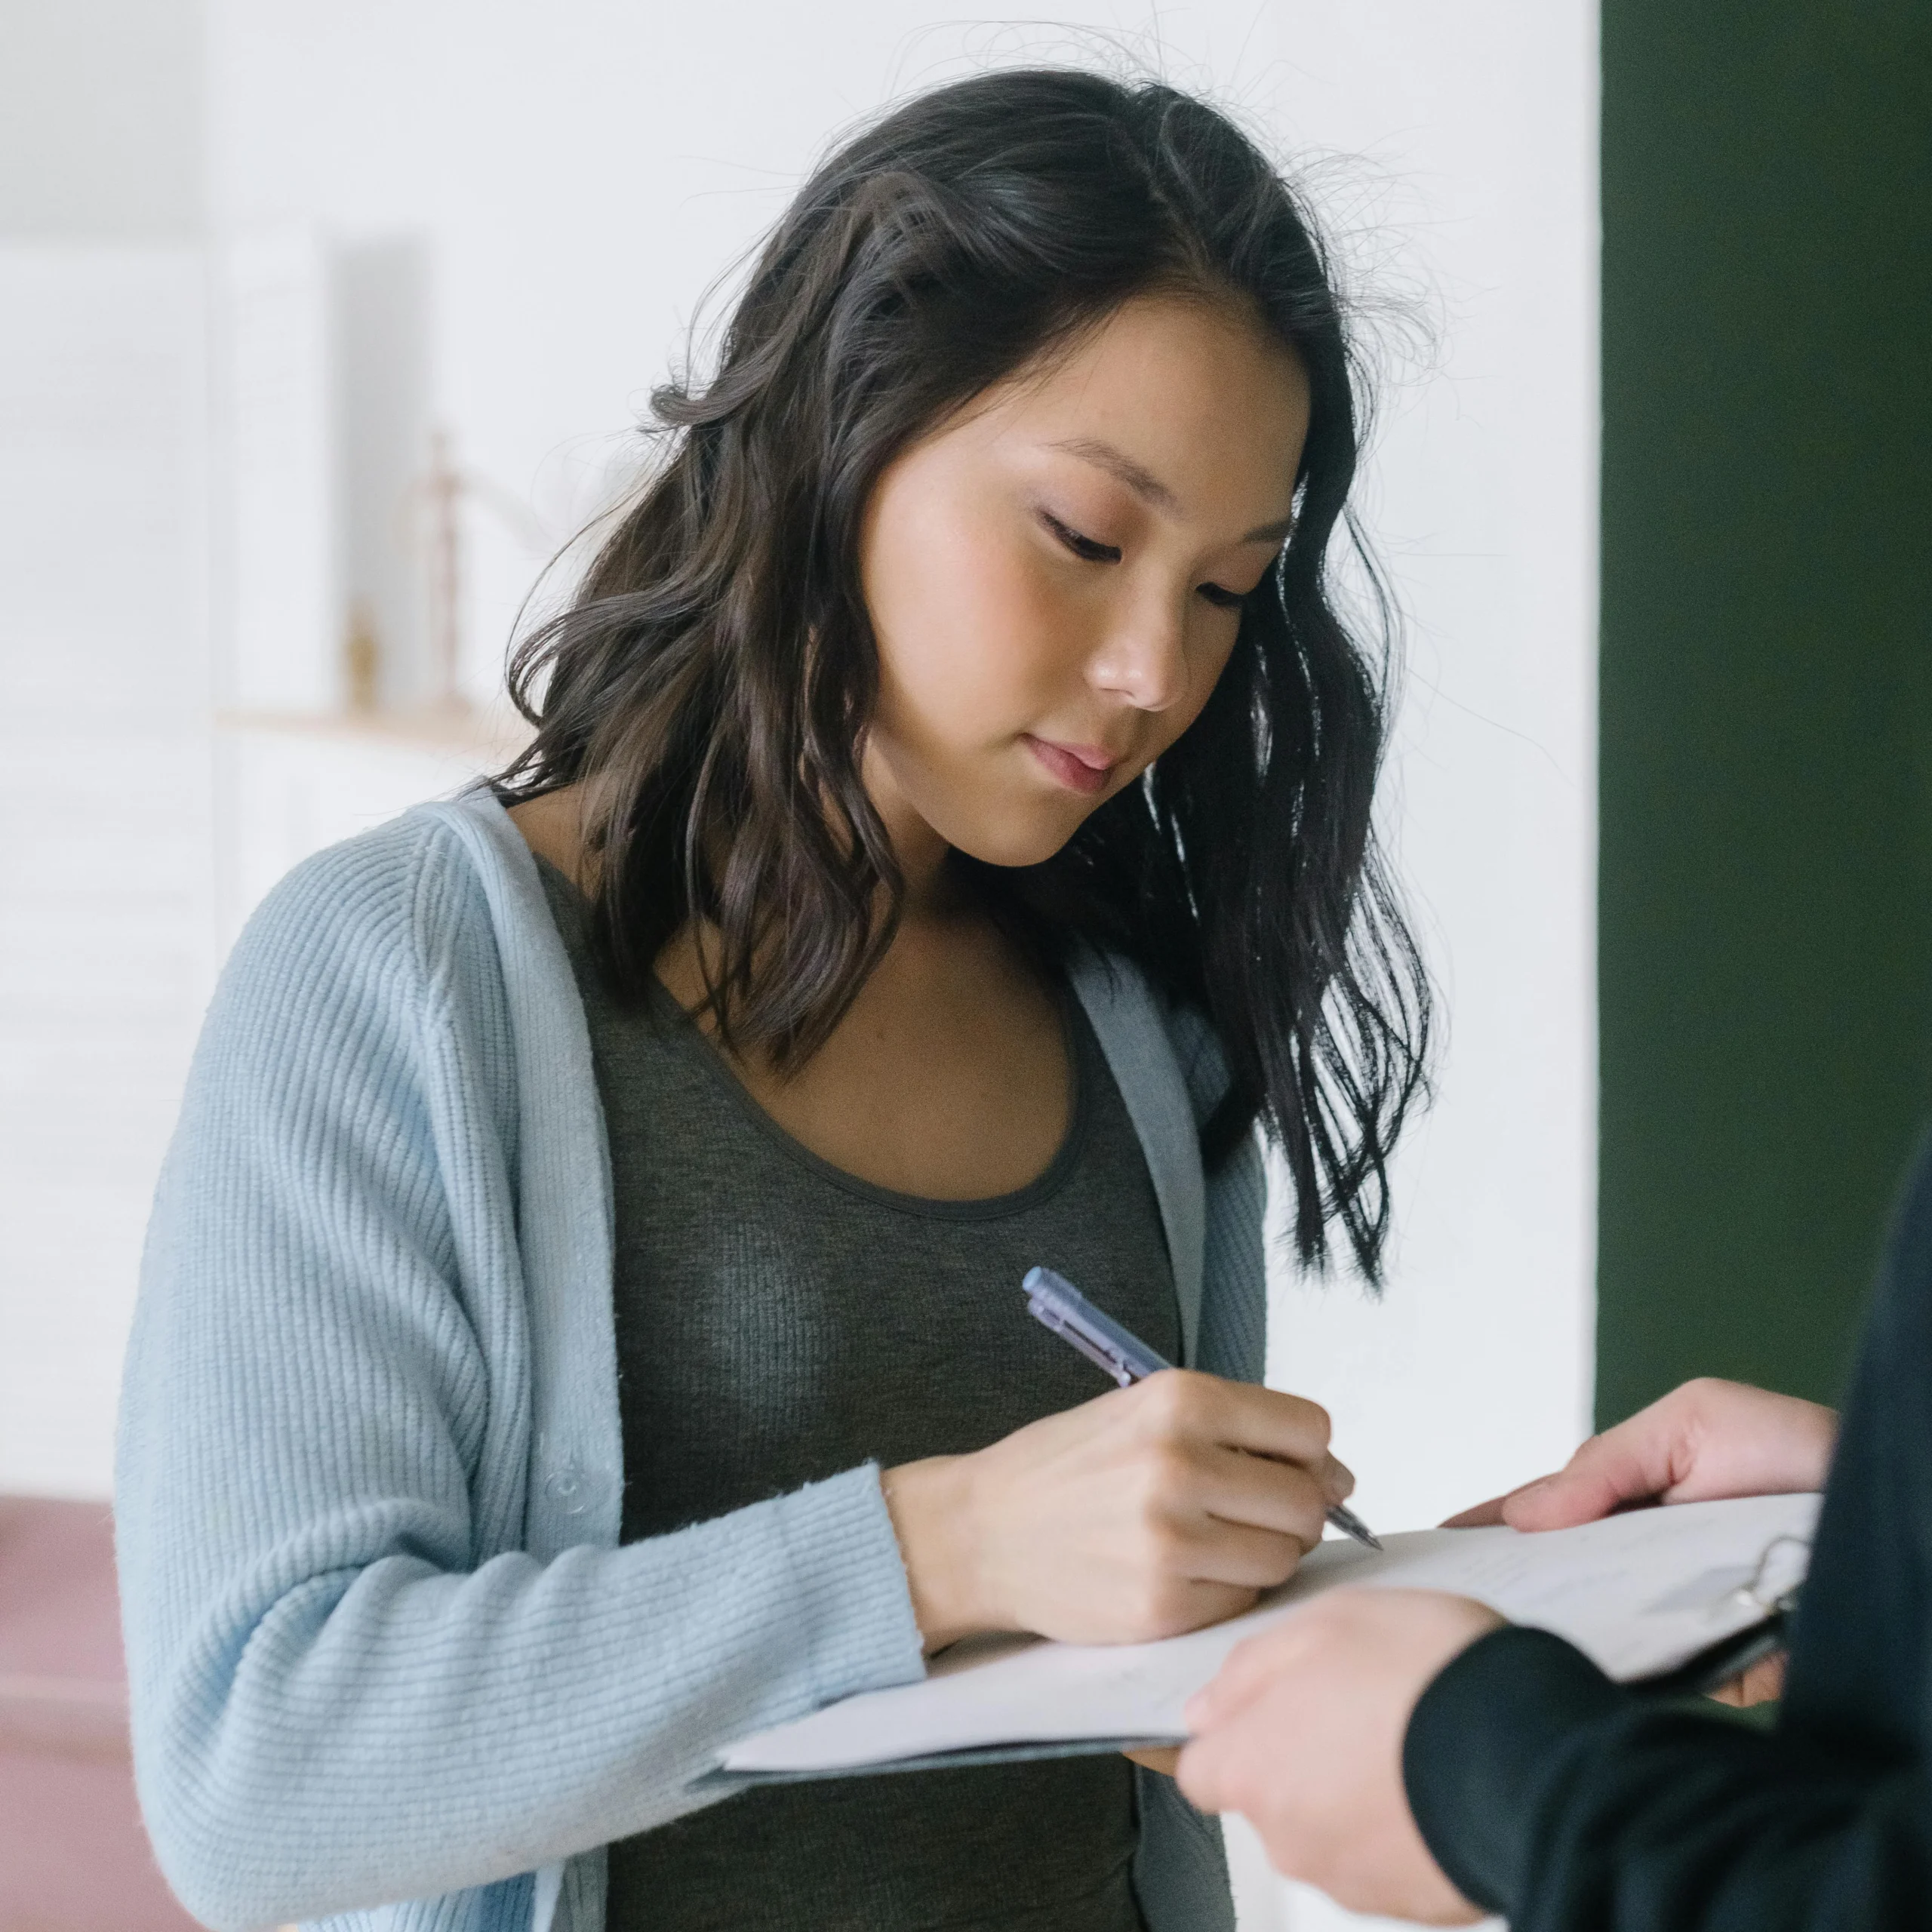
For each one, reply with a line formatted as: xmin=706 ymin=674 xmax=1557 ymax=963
xmin=499 ymin=67 xmax=1429 ymax=1278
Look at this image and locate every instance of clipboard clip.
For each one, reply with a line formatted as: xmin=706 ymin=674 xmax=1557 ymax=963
xmin=1635 ymin=1530 xmax=1810 ymax=1699
xmin=1731 ymin=1533 xmax=1809 ymax=1617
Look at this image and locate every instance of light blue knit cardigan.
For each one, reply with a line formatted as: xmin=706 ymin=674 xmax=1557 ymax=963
xmin=116 ymin=786 xmax=1267 ymax=1932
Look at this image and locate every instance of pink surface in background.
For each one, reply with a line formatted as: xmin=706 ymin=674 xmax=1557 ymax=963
xmin=0 ymin=1497 xmax=202 ymax=1932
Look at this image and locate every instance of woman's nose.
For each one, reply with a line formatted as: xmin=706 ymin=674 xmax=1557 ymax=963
xmin=1088 ymin=593 xmax=1189 ymax=713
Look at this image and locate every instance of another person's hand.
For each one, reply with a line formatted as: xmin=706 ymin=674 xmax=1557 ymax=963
xmin=884 ymin=1371 xmax=1350 ymax=1649
xmin=1443 ymin=1377 xmax=1833 ymax=1706
xmin=1178 ymin=1589 xmax=1502 ymax=1924
xmin=1706 ymin=1651 xmax=1791 ymax=1707
xmin=1444 ymin=1377 xmax=1837 ymax=1532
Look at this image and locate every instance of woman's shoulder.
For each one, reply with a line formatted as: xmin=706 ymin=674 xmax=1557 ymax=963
xmin=223 ymin=802 xmax=503 ymax=1015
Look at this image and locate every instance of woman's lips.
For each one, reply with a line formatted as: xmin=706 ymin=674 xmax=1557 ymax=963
xmin=1024 ymin=734 xmax=1118 ymax=796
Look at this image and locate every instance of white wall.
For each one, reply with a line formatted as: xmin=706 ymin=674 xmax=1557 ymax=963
xmin=0 ymin=0 xmax=204 ymax=237
xmin=1255 ymin=11 xmax=1601 ymax=1523
xmin=0 ymin=248 xmax=214 ymax=1497
xmin=0 ymin=0 xmax=216 ymax=1503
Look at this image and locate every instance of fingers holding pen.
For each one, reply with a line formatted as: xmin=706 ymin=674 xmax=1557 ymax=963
xmin=887 ymin=1367 xmax=1358 ymax=1648
xmin=1186 ymin=1440 xmax=1334 ymax=1546
xmin=1134 ymin=1371 xmax=1337 ymax=1474
xmin=1127 ymin=1377 xmax=1343 ymax=1545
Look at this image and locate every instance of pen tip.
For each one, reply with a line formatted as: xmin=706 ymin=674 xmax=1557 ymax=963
xmin=1327 ymin=1504 xmax=1383 ymax=1552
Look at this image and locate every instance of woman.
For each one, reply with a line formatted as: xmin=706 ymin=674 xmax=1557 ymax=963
xmin=117 ymin=68 xmax=1428 ymax=1932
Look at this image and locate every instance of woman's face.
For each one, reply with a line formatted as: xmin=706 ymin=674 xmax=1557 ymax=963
xmin=859 ymin=291 xmax=1312 ymax=873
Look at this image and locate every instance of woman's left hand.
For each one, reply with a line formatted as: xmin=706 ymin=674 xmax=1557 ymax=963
xmin=1176 ymin=1589 xmax=1503 ymax=1924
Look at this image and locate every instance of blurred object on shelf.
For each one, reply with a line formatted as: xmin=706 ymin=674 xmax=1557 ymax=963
xmin=419 ymin=425 xmax=468 ymax=717
xmin=344 ymin=598 xmax=382 ymax=715
xmin=409 ymin=423 xmax=555 ymax=718
xmin=212 ymin=236 xmax=551 ymax=955
xmin=221 ymin=228 xmax=439 ymax=715
xmin=0 ymin=1497 xmax=200 ymax=1932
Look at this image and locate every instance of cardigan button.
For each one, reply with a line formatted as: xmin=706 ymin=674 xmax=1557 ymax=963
xmin=544 ymin=1465 xmax=595 ymax=1515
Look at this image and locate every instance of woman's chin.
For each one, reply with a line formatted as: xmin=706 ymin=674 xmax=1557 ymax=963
xmin=944 ymin=812 xmax=1088 ymax=872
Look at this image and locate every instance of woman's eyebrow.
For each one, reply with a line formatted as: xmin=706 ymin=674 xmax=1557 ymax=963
xmin=1049 ymin=435 xmax=1181 ymax=512
xmin=1048 ymin=435 xmax=1294 ymax=545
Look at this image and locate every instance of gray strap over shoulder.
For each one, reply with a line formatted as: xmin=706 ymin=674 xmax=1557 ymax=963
xmin=1066 ymin=950 xmax=1208 ymax=1367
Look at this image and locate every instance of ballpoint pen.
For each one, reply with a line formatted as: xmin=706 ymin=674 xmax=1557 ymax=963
xmin=1023 ymin=1264 xmax=1384 ymax=1552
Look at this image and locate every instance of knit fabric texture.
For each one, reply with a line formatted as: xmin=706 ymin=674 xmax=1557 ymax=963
xmin=115 ymin=786 xmax=1267 ymax=1932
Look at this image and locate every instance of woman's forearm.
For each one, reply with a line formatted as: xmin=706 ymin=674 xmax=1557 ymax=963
xmin=123 ymin=1463 xmax=922 ymax=1930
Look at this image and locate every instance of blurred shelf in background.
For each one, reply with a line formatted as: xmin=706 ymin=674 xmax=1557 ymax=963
xmin=215 ymin=704 xmax=533 ymax=758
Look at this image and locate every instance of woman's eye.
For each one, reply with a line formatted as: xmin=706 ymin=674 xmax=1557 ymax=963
xmin=1041 ymin=511 xmax=1122 ymax=565
xmin=1041 ymin=509 xmax=1248 ymax=610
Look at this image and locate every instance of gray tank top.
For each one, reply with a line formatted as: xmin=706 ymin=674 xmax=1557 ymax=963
xmin=537 ymin=862 xmax=1177 ymax=1932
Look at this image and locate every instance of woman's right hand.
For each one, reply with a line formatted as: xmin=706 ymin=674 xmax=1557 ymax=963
xmin=1444 ymin=1376 xmax=1839 ymax=1532
xmin=882 ymin=1371 xmax=1351 ymax=1650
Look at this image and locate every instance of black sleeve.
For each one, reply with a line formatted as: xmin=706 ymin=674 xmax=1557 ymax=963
xmin=1402 ymin=1624 xmax=1932 ymax=1930
xmin=1399 ymin=1128 xmax=1932 ymax=1930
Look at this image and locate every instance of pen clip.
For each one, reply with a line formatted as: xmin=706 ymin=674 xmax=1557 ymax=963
xmin=1023 ymin=1266 xmax=1167 ymax=1386
xmin=1026 ymin=1292 xmax=1138 ymax=1387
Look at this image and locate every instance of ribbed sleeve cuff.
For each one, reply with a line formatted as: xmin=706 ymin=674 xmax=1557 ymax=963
xmin=774 ymin=1464 xmax=927 ymax=1707
xmin=1401 ymin=1625 xmax=1633 ymax=1915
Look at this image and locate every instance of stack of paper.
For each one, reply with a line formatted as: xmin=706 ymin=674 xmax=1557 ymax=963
xmin=720 ymin=1492 xmax=1819 ymax=1780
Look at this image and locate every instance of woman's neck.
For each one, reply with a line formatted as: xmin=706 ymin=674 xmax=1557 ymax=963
xmin=506 ymin=786 xmax=593 ymax=891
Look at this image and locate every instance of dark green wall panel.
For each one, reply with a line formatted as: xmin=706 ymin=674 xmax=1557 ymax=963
xmin=1599 ymin=5 xmax=1932 ymax=1422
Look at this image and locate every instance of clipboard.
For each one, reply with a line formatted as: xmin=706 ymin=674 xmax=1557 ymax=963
xmin=707 ymin=1494 xmax=1820 ymax=1785
xmin=716 ymin=1610 xmax=1800 ymax=1785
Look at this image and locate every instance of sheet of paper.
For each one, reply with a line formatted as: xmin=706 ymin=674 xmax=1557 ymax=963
xmin=722 ymin=1492 xmax=1819 ymax=1774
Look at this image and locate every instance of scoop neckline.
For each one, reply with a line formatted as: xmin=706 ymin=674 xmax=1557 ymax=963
xmin=533 ymin=853 xmax=1092 ymax=1223
xmin=644 ymin=974 xmax=1091 ymax=1223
